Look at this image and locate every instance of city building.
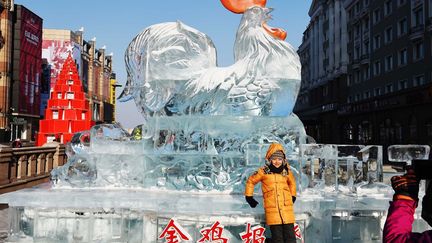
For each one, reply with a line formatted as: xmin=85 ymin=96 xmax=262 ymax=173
xmin=295 ymin=0 xmax=349 ymax=143
xmin=0 ymin=0 xmax=14 ymax=142
xmin=296 ymin=0 xmax=432 ymax=149
xmin=109 ymin=73 xmax=121 ymax=123
xmin=0 ymin=3 xmax=117 ymax=144
xmin=0 ymin=3 xmax=43 ymax=143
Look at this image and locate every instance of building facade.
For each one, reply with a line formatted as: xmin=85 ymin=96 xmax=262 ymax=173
xmin=296 ymin=0 xmax=432 ymax=149
xmin=295 ymin=0 xmax=349 ymax=143
xmin=0 ymin=3 xmax=43 ymax=143
xmin=0 ymin=2 xmax=117 ymax=143
xmin=0 ymin=0 xmax=14 ymax=142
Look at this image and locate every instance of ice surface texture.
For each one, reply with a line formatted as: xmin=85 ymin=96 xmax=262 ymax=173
xmin=52 ymin=6 xmax=305 ymax=191
xmin=120 ymin=6 xmax=301 ymax=117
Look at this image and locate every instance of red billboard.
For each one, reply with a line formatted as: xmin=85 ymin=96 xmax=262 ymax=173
xmin=18 ymin=6 xmax=42 ymax=115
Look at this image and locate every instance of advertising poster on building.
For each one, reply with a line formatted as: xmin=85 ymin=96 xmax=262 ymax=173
xmin=42 ymin=39 xmax=82 ymax=87
xmin=93 ymin=64 xmax=100 ymax=98
xmin=18 ymin=6 xmax=42 ymax=115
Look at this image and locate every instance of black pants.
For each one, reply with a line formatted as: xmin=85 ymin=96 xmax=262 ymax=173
xmin=269 ymin=223 xmax=296 ymax=243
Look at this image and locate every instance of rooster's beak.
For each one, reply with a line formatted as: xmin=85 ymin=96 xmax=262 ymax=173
xmin=263 ymin=23 xmax=287 ymax=41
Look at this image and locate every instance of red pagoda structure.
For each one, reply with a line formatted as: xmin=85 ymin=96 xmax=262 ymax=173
xmin=36 ymin=54 xmax=94 ymax=146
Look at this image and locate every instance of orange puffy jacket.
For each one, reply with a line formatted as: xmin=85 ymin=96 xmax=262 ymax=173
xmin=244 ymin=143 xmax=297 ymax=225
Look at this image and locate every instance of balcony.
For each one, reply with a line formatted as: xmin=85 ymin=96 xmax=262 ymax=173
xmin=412 ymin=0 xmax=423 ymax=8
xmin=354 ymin=37 xmax=361 ymax=47
xmin=428 ymin=17 xmax=432 ymax=32
xmin=360 ymin=54 xmax=370 ymax=64
xmin=409 ymin=24 xmax=424 ymax=40
xmin=362 ymin=31 xmax=369 ymax=41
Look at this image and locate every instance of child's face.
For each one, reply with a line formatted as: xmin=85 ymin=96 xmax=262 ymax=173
xmin=270 ymin=157 xmax=283 ymax=168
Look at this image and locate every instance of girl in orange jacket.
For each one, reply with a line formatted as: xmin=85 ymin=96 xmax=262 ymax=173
xmin=245 ymin=143 xmax=297 ymax=243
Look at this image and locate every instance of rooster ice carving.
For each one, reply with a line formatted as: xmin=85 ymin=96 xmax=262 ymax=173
xmin=119 ymin=0 xmax=301 ymax=119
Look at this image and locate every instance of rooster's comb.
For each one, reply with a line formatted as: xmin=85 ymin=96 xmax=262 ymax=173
xmin=221 ymin=0 xmax=266 ymax=14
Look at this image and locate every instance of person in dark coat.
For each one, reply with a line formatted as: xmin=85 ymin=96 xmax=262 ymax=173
xmin=11 ymin=138 xmax=22 ymax=148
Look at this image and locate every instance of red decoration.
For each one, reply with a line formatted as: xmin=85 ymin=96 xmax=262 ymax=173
xmin=36 ymin=54 xmax=94 ymax=146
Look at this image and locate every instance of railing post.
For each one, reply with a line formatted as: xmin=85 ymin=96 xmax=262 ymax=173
xmin=28 ymin=154 xmax=37 ymax=177
xmin=54 ymin=144 xmax=66 ymax=168
xmin=46 ymin=153 xmax=54 ymax=172
xmin=17 ymin=156 xmax=27 ymax=180
xmin=37 ymin=154 xmax=46 ymax=175
xmin=0 ymin=146 xmax=13 ymax=185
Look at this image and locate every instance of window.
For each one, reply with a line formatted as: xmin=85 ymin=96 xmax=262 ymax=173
xmin=373 ymin=60 xmax=381 ymax=76
xmin=398 ymin=80 xmax=408 ymax=90
xmin=355 ymin=46 xmax=360 ymax=59
xmin=53 ymin=111 xmax=59 ymax=119
xmin=358 ymin=121 xmax=373 ymax=143
xmin=82 ymin=112 xmax=86 ymax=120
xmin=398 ymin=18 xmax=407 ymax=36
xmin=398 ymin=0 xmax=406 ymax=7
xmin=67 ymin=80 xmax=74 ymax=85
xmin=355 ymin=2 xmax=360 ymax=14
xmin=385 ymin=55 xmax=393 ymax=72
xmin=57 ymin=92 xmax=62 ymax=99
xmin=344 ymin=124 xmax=354 ymax=141
xmin=364 ymin=0 xmax=369 ymax=7
xmin=373 ymin=34 xmax=381 ymax=49
xmin=374 ymin=87 xmax=382 ymax=96
xmin=363 ymin=41 xmax=369 ymax=55
xmin=363 ymin=18 xmax=370 ymax=32
xmin=355 ymin=93 xmax=361 ymax=101
xmin=66 ymin=92 xmax=74 ymax=99
xmin=356 ymin=70 xmax=361 ymax=83
xmin=363 ymin=65 xmax=370 ymax=80
xmin=430 ymin=0 xmax=432 ymax=18
xmin=385 ymin=84 xmax=394 ymax=93
xmin=409 ymin=117 xmax=417 ymax=142
xmin=364 ymin=91 xmax=371 ymax=99
xmin=385 ymin=27 xmax=393 ymax=43
xmin=413 ymin=75 xmax=425 ymax=86
xmin=398 ymin=48 xmax=407 ymax=66
xmin=413 ymin=41 xmax=424 ymax=60
xmin=354 ymin=70 xmax=360 ymax=83
xmin=427 ymin=120 xmax=432 ymax=139
xmin=384 ymin=0 xmax=392 ymax=15
xmin=413 ymin=7 xmax=424 ymax=27
xmin=355 ymin=24 xmax=361 ymax=38
xmin=373 ymin=8 xmax=381 ymax=24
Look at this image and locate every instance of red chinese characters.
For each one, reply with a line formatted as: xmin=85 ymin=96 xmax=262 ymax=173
xmin=294 ymin=223 xmax=303 ymax=242
xmin=239 ymin=223 xmax=266 ymax=243
xmin=158 ymin=219 xmax=192 ymax=243
xmin=198 ymin=221 xmax=228 ymax=243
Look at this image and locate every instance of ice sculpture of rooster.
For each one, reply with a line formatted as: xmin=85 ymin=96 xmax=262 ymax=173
xmin=120 ymin=0 xmax=301 ymax=119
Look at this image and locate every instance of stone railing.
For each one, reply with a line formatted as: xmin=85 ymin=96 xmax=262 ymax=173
xmin=0 ymin=144 xmax=66 ymax=194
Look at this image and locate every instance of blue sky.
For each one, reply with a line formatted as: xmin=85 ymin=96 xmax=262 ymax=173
xmin=16 ymin=0 xmax=312 ymax=129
